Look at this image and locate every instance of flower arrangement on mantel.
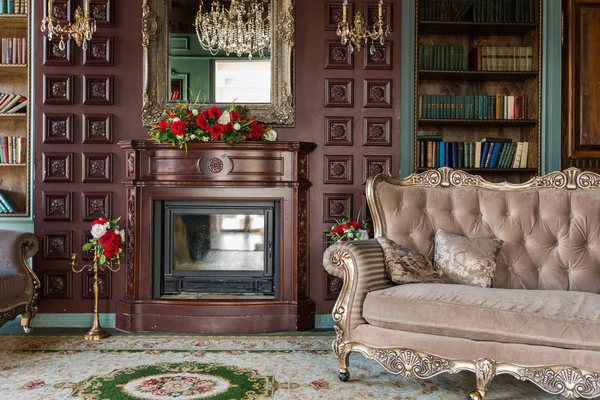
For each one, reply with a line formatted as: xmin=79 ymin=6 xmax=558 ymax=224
xmin=327 ymin=210 xmax=371 ymax=243
xmin=149 ymin=103 xmax=278 ymax=148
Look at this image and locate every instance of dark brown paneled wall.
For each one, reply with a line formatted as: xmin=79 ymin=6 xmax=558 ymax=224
xmin=34 ymin=0 xmax=402 ymax=318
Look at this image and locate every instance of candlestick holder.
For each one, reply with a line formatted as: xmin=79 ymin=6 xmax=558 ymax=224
xmin=71 ymin=240 xmax=120 ymax=341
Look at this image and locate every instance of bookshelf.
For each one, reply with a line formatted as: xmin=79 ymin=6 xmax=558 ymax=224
xmin=0 ymin=2 xmax=31 ymax=217
xmin=414 ymin=0 xmax=542 ymax=183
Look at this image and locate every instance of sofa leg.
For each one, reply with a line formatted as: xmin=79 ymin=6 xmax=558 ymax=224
xmin=337 ymin=350 xmax=351 ymax=382
xmin=468 ymin=359 xmax=496 ymax=399
xmin=20 ymin=305 xmax=37 ymax=334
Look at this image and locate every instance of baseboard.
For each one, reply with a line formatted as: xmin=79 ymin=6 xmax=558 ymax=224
xmin=314 ymin=314 xmax=333 ymax=330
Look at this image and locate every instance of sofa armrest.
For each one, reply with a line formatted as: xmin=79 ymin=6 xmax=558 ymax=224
xmin=323 ymin=239 xmax=393 ymax=334
xmin=0 ymin=230 xmax=39 ymax=275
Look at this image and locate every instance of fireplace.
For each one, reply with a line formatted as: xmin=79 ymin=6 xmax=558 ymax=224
xmin=117 ymin=140 xmax=316 ymax=334
xmin=153 ymin=200 xmax=280 ymax=299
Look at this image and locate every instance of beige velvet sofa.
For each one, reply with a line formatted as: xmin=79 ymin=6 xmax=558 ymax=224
xmin=323 ymin=167 xmax=600 ymax=399
xmin=0 ymin=229 xmax=40 ymax=333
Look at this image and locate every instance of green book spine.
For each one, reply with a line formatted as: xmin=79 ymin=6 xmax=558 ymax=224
xmin=418 ymin=45 xmax=423 ymax=69
xmin=0 ymin=192 xmax=14 ymax=213
xmin=451 ymin=96 xmax=456 ymax=119
xmin=0 ymin=0 xmax=7 ymax=14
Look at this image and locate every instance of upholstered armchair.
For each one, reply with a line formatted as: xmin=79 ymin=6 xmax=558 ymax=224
xmin=0 ymin=229 xmax=40 ymax=333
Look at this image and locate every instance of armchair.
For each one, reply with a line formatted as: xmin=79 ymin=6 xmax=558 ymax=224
xmin=0 ymin=229 xmax=40 ymax=333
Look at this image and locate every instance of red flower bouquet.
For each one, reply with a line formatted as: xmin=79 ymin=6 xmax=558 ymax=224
xmin=327 ymin=211 xmax=371 ymax=243
xmin=149 ymin=103 xmax=277 ymax=148
xmin=82 ymin=217 xmax=123 ymax=266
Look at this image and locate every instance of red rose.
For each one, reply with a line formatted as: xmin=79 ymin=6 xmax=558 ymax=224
xmin=112 ymin=233 xmax=123 ymax=248
xmin=207 ymin=106 xmax=222 ymax=120
xmin=348 ymin=221 xmax=360 ymax=230
xmin=230 ymin=111 xmax=241 ymax=121
xmin=332 ymin=224 xmax=347 ymax=237
xmin=159 ymin=120 xmax=169 ymax=131
xmin=225 ymin=122 xmax=234 ymax=132
xmin=100 ymin=230 xmax=117 ymax=246
xmin=249 ymin=122 xmax=263 ymax=140
xmin=210 ymin=124 xmax=225 ymax=139
xmin=171 ymin=119 xmax=186 ymax=137
xmin=197 ymin=114 xmax=209 ymax=130
xmin=92 ymin=218 xmax=108 ymax=226
xmin=103 ymin=243 xmax=119 ymax=259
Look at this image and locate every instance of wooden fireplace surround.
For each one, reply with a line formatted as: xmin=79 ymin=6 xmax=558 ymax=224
xmin=117 ymin=140 xmax=316 ymax=333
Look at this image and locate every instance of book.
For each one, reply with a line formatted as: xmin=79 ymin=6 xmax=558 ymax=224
xmin=0 ymin=190 xmax=18 ymax=213
xmin=0 ymin=0 xmax=7 ymax=14
xmin=0 ymin=94 xmax=20 ymax=113
xmin=7 ymin=0 xmax=13 ymax=13
xmin=6 ymin=98 xmax=27 ymax=113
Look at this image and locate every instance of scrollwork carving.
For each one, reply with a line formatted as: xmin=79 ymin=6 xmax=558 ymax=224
xmin=141 ymin=2 xmax=159 ymax=47
xmin=366 ymin=349 xmax=455 ymax=379
xmin=520 ymin=367 xmax=600 ymax=399
xmin=277 ymin=1 xmax=295 ymax=47
xmin=475 ymin=359 xmax=496 ymax=393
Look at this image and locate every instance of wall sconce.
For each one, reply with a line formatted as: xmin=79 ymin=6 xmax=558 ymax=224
xmin=41 ymin=0 xmax=97 ymax=51
xmin=337 ymin=0 xmax=390 ymax=54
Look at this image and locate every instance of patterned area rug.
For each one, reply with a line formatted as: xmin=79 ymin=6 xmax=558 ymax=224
xmin=0 ymin=335 xmax=568 ymax=399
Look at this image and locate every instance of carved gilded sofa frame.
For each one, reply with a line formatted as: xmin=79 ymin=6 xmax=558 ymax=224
xmin=328 ymin=167 xmax=600 ymax=399
xmin=0 ymin=230 xmax=40 ymax=333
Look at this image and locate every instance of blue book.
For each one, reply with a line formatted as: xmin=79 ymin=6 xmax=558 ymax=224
xmin=439 ymin=141 xmax=446 ymax=167
xmin=480 ymin=142 xmax=490 ymax=167
xmin=0 ymin=190 xmax=18 ymax=213
xmin=7 ymin=0 xmax=13 ymax=13
xmin=489 ymin=142 xmax=503 ymax=168
xmin=0 ymin=0 xmax=7 ymax=14
xmin=452 ymin=142 xmax=459 ymax=168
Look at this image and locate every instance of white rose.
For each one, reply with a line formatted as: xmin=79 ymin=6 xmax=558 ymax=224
xmin=217 ymin=110 xmax=231 ymax=125
xmin=357 ymin=229 xmax=369 ymax=240
xmin=202 ymin=136 xmax=209 ymax=142
xmin=192 ymin=109 xmax=199 ymax=116
xmin=233 ymin=123 xmax=241 ymax=130
xmin=190 ymin=134 xmax=197 ymax=139
xmin=104 ymin=221 xmax=111 ymax=229
xmin=263 ymin=128 xmax=277 ymax=142
xmin=91 ymin=224 xmax=107 ymax=239
xmin=119 ymin=229 xmax=125 ymax=241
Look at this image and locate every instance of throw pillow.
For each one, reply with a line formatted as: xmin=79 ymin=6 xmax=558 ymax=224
xmin=433 ymin=229 xmax=503 ymax=288
xmin=376 ymin=237 xmax=444 ymax=284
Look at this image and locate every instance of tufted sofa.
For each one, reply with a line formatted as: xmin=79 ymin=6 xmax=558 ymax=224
xmin=0 ymin=229 xmax=40 ymax=333
xmin=323 ymin=167 xmax=600 ymax=399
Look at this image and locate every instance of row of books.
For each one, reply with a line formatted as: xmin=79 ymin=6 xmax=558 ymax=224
xmin=0 ymin=190 xmax=19 ymax=214
xmin=0 ymin=0 xmax=27 ymax=14
xmin=1 ymin=37 xmax=27 ymax=65
xmin=418 ymin=137 xmax=530 ymax=169
xmin=0 ymin=136 xmax=26 ymax=164
xmin=418 ymin=94 xmax=529 ymax=120
xmin=0 ymin=94 xmax=27 ymax=113
xmin=418 ymin=45 xmax=470 ymax=71
xmin=471 ymin=46 xmax=533 ymax=71
xmin=419 ymin=0 xmax=536 ymax=23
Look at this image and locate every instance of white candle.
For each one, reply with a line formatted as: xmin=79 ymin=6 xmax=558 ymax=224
xmin=378 ymin=0 xmax=383 ymax=19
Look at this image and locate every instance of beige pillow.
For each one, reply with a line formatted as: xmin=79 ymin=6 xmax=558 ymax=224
xmin=376 ymin=237 xmax=444 ymax=284
xmin=433 ymin=229 xmax=503 ymax=288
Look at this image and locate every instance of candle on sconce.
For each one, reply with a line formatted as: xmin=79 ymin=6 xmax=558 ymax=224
xmin=378 ymin=0 xmax=383 ymax=19
xmin=85 ymin=0 xmax=91 ymax=14
xmin=342 ymin=0 xmax=348 ymax=23
xmin=48 ymin=0 xmax=54 ymax=14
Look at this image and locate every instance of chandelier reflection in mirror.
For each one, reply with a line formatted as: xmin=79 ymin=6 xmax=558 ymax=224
xmin=337 ymin=0 xmax=390 ymax=54
xmin=40 ymin=0 xmax=97 ymax=51
xmin=194 ymin=0 xmax=271 ymax=59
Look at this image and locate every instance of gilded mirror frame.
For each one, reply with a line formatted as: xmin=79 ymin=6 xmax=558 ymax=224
xmin=141 ymin=0 xmax=295 ymax=127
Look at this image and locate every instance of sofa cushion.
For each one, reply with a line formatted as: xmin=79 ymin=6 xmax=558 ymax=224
xmin=376 ymin=237 xmax=444 ymax=285
xmin=363 ymin=283 xmax=600 ymax=351
xmin=0 ymin=271 xmax=27 ymax=300
xmin=434 ymin=229 xmax=503 ymax=287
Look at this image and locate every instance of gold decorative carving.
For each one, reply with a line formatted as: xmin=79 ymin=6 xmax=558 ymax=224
xmin=518 ymin=367 xmax=600 ymax=399
xmin=141 ymin=0 xmax=295 ymax=127
xmin=475 ymin=359 xmax=496 ymax=396
xmin=367 ymin=348 xmax=455 ymax=379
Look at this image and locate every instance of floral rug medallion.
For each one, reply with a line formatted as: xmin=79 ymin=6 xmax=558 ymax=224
xmin=71 ymin=362 xmax=275 ymax=400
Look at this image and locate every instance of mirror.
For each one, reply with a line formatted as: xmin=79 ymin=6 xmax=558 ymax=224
xmin=142 ymin=0 xmax=295 ymax=127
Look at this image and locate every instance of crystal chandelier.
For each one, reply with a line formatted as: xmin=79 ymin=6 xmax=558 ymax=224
xmin=194 ymin=0 xmax=271 ymax=59
xmin=337 ymin=0 xmax=390 ymax=54
xmin=41 ymin=0 xmax=97 ymax=51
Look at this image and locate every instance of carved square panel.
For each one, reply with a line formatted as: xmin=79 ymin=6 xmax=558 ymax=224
xmin=43 ymin=231 xmax=73 ymax=260
xmin=325 ymin=40 xmax=353 ymax=69
xmin=43 ymin=152 xmax=73 ymax=182
xmin=324 ymin=117 xmax=353 ymax=146
xmin=82 ymin=270 xmax=111 ymax=299
xmin=43 ymin=38 xmax=73 ymax=66
xmin=363 ymin=79 xmax=392 ymax=108
xmin=325 ymin=79 xmax=354 ymax=108
xmin=323 ymin=193 xmax=353 ymax=223
xmin=83 ymin=153 xmax=113 ymax=183
xmin=364 ymin=41 xmax=393 ymax=70
xmin=363 ymin=155 xmax=392 ymax=184
xmin=81 ymin=232 xmax=95 ymax=260
xmin=364 ymin=1 xmax=393 ymax=31
xmin=363 ymin=117 xmax=392 ymax=146
xmin=83 ymin=75 xmax=113 ymax=105
xmin=90 ymin=0 xmax=114 ymax=27
xmin=324 ymin=155 xmax=354 ymax=184
xmin=43 ymin=74 xmax=73 ymax=105
xmin=44 ymin=0 xmax=73 ymax=24
xmin=325 ymin=1 xmax=354 ymax=30
xmin=84 ymin=36 xmax=113 ymax=66
xmin=83 ymin=114 xmax=113 ymax=144
xmin=43 ymin=191 xmax=73 ymax=221
xmin=43 ymin=114 xmax=73 ymax=144
xmin=42 ymin=269 xmax=72 ymax=299
xmin=83 ymin=191 xmax=112 ymax=221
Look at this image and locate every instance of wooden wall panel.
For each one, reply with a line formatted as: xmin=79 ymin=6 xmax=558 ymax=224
xmin=563 ymin=0 xmax=600 ymax=170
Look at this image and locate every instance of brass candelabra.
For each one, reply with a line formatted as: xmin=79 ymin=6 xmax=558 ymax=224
xmin=71 ymin=240 xmax=120 ymax=341
xmin=337 ymin=0 xmax=390 ymax=54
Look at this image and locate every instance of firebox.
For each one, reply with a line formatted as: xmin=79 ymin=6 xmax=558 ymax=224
xmin=152 ymin=200 xmax=280 ymax=299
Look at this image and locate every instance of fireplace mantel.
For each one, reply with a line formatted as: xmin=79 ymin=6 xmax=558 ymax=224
xmin=117 ymin=140 xmax=316 ymax=333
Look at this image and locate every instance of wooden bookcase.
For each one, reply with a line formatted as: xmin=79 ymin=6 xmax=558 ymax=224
xmin=0 ymin=6 xmax=30 ymax=217
xmin=414 ymin=0 xmax=542 ymax=183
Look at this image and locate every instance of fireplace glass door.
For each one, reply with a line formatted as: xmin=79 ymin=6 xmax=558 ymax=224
xmin=153 ymin=200 xmax=279 ymax=299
